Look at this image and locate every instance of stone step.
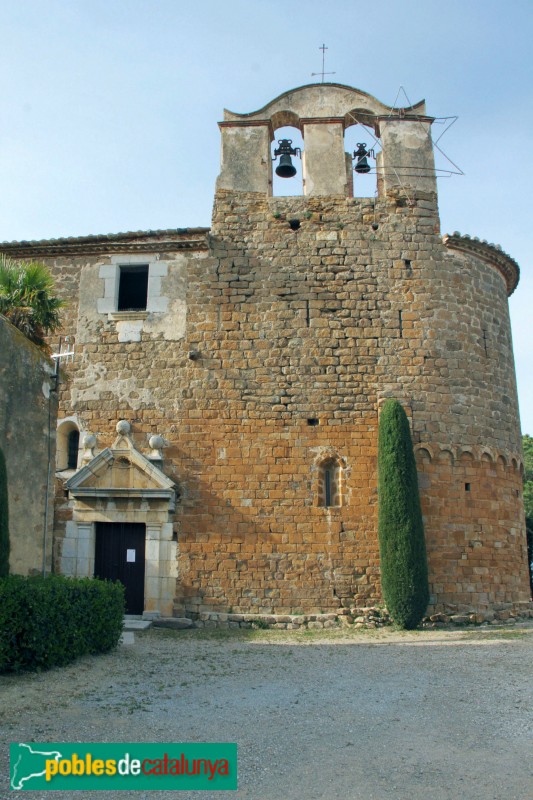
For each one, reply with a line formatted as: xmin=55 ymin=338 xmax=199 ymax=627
xmin=152 ymin=617 xmax=194 ymax=630
xmin=123 ymin=618 xmax=152 ymax=631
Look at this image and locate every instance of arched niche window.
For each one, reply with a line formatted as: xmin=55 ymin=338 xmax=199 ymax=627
xmin=271 ymin=126 xmax=304 ymax=197
xmin=56 ymin=419 xmax=80 ymax=472
xmin=317 ymin=457 xmax=342 ymax=508
xmin=344 ymin=121 xmax=381 ymax=199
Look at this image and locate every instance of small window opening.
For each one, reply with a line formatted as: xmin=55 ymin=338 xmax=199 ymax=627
xmin=465 ymin=482 xmax=471 ymax=492
xmin=67 ymin=429 xmax=79 ymax=470
xmin=317 ymin=457 xmax=341 ymax=508
xmin=118 ymin=265 xmax=149 ymax=311
xmin=307 ymin=418 xmax=320 ymax=426
xmin=482 ymin=329 xmax=488 ymax=357
xmin=324 ymin=467 xmax=333 ymax=507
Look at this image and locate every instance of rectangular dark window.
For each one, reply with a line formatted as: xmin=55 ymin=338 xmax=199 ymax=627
xmin=67 ymin=429 xmax=80 ymax=470
xmin=118 ymin=265 xmax=149 ymax=311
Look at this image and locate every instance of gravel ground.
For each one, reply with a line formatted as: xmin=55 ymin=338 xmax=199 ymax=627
xmin=1 ymin=624 xmax=533 ymax=800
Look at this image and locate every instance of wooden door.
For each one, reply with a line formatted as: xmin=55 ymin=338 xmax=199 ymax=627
xmin=94 ymin=522 xmax=146 ymax=614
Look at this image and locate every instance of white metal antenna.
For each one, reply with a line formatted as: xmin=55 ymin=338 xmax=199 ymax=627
xmin=51 ymin=335 xmax=75 ymax=364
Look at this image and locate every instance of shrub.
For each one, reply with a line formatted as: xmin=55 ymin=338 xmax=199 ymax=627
xmin=0 ymin=256 xmax=64 ymax=351
xmin=0 ymin=575 xmax=125 ymax=672
xmin=377 ymin=399 xmax=429 ymax=629
xmin=0 ymin=446 xmax=8 ymax=577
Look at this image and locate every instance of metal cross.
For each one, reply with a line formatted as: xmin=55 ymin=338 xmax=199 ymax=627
xmin=311 ymin=43 xmax=336 ymax=83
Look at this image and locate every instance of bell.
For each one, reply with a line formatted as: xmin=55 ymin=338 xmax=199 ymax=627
xmin=353 ymin=143 xmax=371 ymax=174
xmin=354 ymin=156 xmax=370 ymax=174
xmin=273 ymin=138 xmax=301 ymax=178
xmin=275 ymin=153 xmax=297 ymax=179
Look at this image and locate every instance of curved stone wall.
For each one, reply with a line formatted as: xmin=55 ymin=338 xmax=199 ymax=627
xmin=415 ymin=445 xmax=530 ymax=612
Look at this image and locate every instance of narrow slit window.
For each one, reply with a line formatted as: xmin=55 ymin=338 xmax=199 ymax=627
xmin=317 ymin=457 xmax=342 ymax=508
xmin=324 ymin=466 xmax=333 ymax=507
xmin=482 ymin=329 xmax=488 ymax=357
xmin=118 ymin=265 xmax=149 ymax=311
xmin=67 ymin=429 xmax=80 ymax=470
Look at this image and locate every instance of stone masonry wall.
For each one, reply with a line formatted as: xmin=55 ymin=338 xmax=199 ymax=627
xmin=24 ymin=187 xmax=531 ymax=617
xmin=175 ymin=189 xmax=530 ymax=615
xmin=0 ymin=317 xmax=57 ymax=574
xmin=416 ymin=447 xmax=529 ymax=613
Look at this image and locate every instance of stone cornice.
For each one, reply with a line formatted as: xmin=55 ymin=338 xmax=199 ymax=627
xmin=0 ymin=228 xmax=210 ymax=259
xmin=218 ymin=118 xmax=275 ymax=139
xmin=218 ymin=120 xmax=272 ymax=127
xmin=376 ymin=114 xmax=434 ymax=124
xmin=414 ymin=442 xmax=523 ymax=472
xmin=442 ymin=232 xmax=520 ymax=296
xmin=300 ymin=117 xmax=345 ymax=126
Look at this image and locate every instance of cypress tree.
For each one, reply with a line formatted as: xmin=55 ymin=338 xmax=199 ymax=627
xmin=377 ymin=399 xmax=429 ymax=628
xmin=0 ymin=446 xmax=9 ymax=577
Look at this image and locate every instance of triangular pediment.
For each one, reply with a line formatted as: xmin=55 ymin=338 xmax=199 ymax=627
xmin=66 ymin=433 xmax=175 ymax=510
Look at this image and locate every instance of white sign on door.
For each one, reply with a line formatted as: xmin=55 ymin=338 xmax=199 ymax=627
xmin=126 ymin=549 xmax=136 ymax=563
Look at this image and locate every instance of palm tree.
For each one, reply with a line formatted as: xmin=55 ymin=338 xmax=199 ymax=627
xmin=0 ymin=255 xmax=64 ymax=350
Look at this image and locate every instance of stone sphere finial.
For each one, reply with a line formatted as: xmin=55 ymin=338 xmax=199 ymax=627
xmin=82 ymin=433 xmax=96 ymax=449
xmin=116 ymin=420 xmax=131 ymax=435
xmin=149 ymin=434 xmax=165 ymax=450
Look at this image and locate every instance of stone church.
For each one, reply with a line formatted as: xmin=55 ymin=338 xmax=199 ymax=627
xmin=2 ymin=83 xmax=531 ymax=622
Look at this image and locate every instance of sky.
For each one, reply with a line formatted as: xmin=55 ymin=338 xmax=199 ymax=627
xmin=1 ymin=0 xmax=532 ymax=432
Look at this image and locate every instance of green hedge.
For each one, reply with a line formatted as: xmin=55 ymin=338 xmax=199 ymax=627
xmin=0 ymin=575 xmax=125 ymax=672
